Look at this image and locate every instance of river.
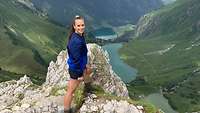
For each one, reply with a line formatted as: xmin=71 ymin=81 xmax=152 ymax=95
xmin=102 ymin=43 xmax=178 ymax=113
xmin=102 ymin=43 xmax=137 ymax=83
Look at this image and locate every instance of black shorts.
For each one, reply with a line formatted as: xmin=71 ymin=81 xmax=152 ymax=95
xmin=68 ymin=69 xmax=83 ymax=79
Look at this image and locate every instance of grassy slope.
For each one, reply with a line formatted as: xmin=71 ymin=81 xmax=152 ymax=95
xmin=0 ymin=0 xmax=67 ymax=84
xmin=119 ymin=0 xmax=200 ymax=112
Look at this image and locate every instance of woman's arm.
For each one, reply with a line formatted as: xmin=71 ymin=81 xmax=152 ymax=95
xmin=69 ymin=39 xmax=83 ymax=69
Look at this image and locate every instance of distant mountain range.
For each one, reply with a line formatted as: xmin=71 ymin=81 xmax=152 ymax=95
xmin=31 ymin=0 xmax=163 ymax=26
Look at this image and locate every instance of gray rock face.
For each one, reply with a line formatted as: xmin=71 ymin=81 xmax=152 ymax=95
xmin=16 ymin=0 xmax=36 ymax=11
xmin=44 ymin=50 xmax=69 ymax=87
xmin=80 ymin=94 xmax=144 ymax=113
xmin=16 ymin=0 xmax=48 ymax=17
xmin=135 ymin=13 xmax=161 ymax=38
xmin=0 ymin=44 xmax=144 ymax=113
xmin=87 ymin=44 xmax=129 ymax=97
xmin=45 ymin=44 xmax=128 ymax=97
xmin=0 ymin=74 xmax=60 ymax=113
xmin=162 ymin=0 xmax=176 ymax=5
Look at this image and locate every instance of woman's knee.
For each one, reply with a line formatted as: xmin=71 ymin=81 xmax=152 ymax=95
xmin=67 ymin=88 xmax=75 ymax=95
xmin=67 ymin=80 xmax=80 ymax=94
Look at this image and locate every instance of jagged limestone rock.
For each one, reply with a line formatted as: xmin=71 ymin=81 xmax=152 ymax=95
xmin=0 ymin=44 xmax=144 ymax=113
xmin=45 ymin=44 xmax=128 ymax=97
xmin=135 ymin=13 xmax=161 ymax=38
xmin=80 ymin=94 xmax=144 ymax=113
xmin=15 ymin=0 xmax=48 ymax=17
xmin=16 ymin=0 xmax=35 ymax=10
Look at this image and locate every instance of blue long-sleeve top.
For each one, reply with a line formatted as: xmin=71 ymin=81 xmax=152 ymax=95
xmin=67 ymin=32 xmax=88 ymax=75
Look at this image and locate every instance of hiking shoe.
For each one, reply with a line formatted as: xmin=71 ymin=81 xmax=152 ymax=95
xmin=84 ymin=82 xmax=92 ymax=94
xmin=64 ymin=108 xmax=73 ymax=113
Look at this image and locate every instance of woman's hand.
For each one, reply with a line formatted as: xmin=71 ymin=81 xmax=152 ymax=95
xmin=85 ymin=64 xmax=93 ymax=75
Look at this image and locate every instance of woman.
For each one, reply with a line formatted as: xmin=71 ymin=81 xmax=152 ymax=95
xmin=64 ymin=15 xmax=92 ymax=113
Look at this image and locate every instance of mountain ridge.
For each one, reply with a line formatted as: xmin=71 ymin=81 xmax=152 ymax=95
xmin=31 ymin=0 xmax=163 ymax=26
xmin=0 ymin=0 xmax=67 ymax=84
xmin=120 ymin=0 xmax=200 ymax=112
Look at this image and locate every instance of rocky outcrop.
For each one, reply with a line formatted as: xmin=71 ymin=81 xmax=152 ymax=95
xmin=80 ymin=94 xmax=144 ymax=113
xmin=0 ymin=44 xmax=144 ymax=113
xmin=15 ymin=0 xmax=48 ymax=17
xmin=0 ymin=75 xmax=61 ymax=113
xmin=135 ymin=13 xmax=161 ymax=38
xmin=162 ymin=0 xmax=176 ymax=5
xmin=16 ymin=0 xmax=36 ymax=11
xmin=45 ymin=44 xmax=128 ymax=97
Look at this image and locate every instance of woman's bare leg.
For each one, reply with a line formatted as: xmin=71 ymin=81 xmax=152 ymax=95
xmin=64 ymin=79 xmax=80 ymax=110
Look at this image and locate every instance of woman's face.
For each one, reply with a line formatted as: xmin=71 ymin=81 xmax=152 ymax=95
xmin=73 ymin=19 xmax=85 ymax=36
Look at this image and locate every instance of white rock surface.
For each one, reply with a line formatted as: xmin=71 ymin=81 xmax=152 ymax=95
xmin=80 ymin=94 xmax=144 ymax=113
xmin=0 ymin=44 xmax=144 ymax=113
xmin=45 ymin=44 xmax=128 ymax=97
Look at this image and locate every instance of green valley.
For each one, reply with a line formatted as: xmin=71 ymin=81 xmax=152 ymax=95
xmin=119 ymin=0 xmax=200 ymax=112
xmin=0 ymin=0 xmax=67 ymax=84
